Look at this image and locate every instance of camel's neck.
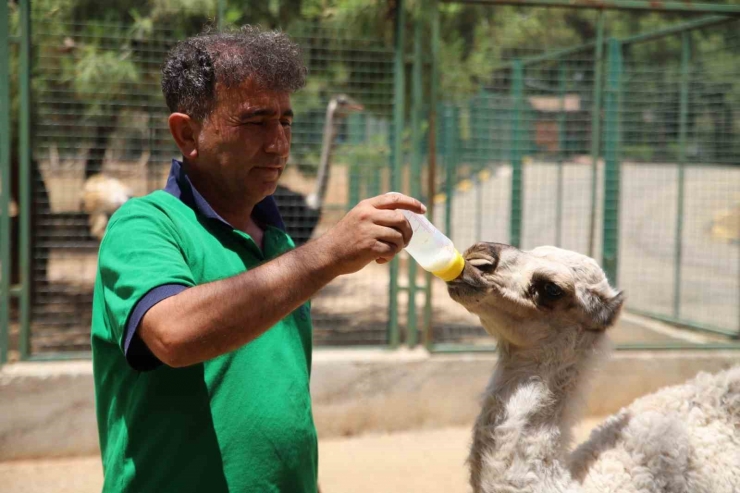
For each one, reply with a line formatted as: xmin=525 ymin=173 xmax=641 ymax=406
xmin=469 ymin=329 xmax=608 ymax=492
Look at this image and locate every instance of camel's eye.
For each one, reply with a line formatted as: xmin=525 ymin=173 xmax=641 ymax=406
xmin=543 ymin=282 xmax=564 ymax=299
xmin=468 ymin=258 xmax=495 ymax=274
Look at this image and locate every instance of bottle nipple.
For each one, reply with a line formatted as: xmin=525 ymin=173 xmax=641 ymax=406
xmin=431 ymin=249 xmax=465 ymax=282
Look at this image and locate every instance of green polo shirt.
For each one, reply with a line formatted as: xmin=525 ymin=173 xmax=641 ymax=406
xmin=91 ymin=159 xmax=318 ymax=493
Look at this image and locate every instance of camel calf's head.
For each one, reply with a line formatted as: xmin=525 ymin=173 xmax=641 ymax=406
xmin=447 ymin=243 xmax=624 ymax=348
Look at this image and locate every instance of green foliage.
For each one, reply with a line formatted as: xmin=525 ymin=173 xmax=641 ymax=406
xmin=149 ymin=0 xmax=216 ymax=18
xmin=7 ymin=0 xmax=740 ymax=167
xmin=68 ymin=46 xmax=139 ymax=110
xmin=337 ymin=134 xmax=390 ymax=168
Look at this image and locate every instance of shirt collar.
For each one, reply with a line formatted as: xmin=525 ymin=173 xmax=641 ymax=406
xmin=163 ymin=159 xmax=286 ymax=232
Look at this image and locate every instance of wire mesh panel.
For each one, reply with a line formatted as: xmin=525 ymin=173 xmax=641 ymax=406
xmin=429 ymin=9 xmax=740 ymax=349
xmin=619 ymin=20 xmax=740 ymax=336
xmin=519 ymin=53 xmax=604 ymax=257
xmin=429 ymin=8 xmax=608 ymax=347
xmin=31 ymin=16 xmax=177 ymax=354
xmin=13 ymin=5 xmax=740 ymax=356
xmin=287 ymin=24 xmax=396 ymax=346
xmin=25 ymin=10 xmax=396 ymax=355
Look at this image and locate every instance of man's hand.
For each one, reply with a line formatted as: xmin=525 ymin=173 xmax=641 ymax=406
xmin=315 ymin=193 xmax=426 ymax=276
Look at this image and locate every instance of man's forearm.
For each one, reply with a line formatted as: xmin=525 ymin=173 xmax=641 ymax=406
xmin=140 ymin=237 xmax=338 ymax=367
xmin=140 ymin=192 xmax=425 ymax=368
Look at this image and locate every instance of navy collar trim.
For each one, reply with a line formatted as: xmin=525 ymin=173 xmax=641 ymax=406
xmin=163 ymin=159 xmax=286 ymax=232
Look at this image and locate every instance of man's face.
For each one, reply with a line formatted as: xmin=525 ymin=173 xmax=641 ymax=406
xmin=194 ymin=77 xmax=293 ymax=203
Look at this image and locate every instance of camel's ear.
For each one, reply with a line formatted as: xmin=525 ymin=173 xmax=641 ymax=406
xmin=584 ymin=290 xmax=625 ymax=331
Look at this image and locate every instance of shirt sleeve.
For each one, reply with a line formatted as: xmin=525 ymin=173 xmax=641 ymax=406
xmin=97 ymin=200 xmax=196 ymax=371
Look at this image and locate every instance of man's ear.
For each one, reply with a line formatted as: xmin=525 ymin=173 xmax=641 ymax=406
xmin=168 ymin=113 xmax=199 ymax=161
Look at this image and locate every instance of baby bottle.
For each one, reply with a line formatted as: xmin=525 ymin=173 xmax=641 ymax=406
xmin=387 ymin=193 xmax=465 ymax=282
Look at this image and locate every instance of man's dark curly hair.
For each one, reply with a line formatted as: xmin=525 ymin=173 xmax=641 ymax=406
xmin=161 ymin=25 xmax=307 ymax=121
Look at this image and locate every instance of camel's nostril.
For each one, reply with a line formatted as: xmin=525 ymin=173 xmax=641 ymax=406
xmin=468 ymin=258 xmax=496 ymax=274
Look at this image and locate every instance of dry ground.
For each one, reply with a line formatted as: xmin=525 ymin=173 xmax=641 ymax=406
xmin=0 ymin=418 xmax=603 ymax=493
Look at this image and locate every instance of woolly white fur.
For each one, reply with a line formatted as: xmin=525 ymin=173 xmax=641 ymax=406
xmin=449 ymin=243 xmax=740 ymax=493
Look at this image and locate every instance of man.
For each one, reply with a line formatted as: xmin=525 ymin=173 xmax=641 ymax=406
xmin=91 ymin=26 xmax=424 ymax=493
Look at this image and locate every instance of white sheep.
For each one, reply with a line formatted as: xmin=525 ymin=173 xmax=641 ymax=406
xmin=447 ymin=242 xmax=740 ymax=493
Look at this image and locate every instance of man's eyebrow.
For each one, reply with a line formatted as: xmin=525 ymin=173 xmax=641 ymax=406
xmin=238 ymin=108 xmax=294 ymax=119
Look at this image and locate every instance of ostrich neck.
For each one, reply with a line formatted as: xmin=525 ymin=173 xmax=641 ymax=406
xmin=469 ymin=327 xmax=606 ymax=492
xmin=311 ymin=103 xmax=338 ymax=209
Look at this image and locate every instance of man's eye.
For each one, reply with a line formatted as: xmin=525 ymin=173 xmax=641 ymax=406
xmin=281 ymin=120 xmax=292 ymax=127
xmin=243 ymin=121 xmax=264 ymax=126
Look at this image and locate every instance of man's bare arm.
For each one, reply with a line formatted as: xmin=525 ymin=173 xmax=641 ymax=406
xmin=139 ymin=193 xmax=424 ymax=367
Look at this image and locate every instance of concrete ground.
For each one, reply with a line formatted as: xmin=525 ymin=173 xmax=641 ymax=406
xmin=0 ymin=419 xmax=602 ymax=493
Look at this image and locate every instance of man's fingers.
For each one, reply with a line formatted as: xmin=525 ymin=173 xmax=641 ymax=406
xmin=373 ymin=240 xmax=398 ymax=263
xmin=367 ymin=193 xmax=426 ymax=214
xmin=373 ymin=226 xmax=405 ymax=258
xmin=374 ymin=210 xmax=413 ymax=246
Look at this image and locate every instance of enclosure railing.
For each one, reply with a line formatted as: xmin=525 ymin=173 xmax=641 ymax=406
xmin=4 ymin=0 xmax=740 ymax=362
xmin=0 ymin=0 xmax=11 ymax=364
xmin=426 ymin=12 xmax=740 ymax=350
xmin=2 ymin=0 xmax=398 ymax=361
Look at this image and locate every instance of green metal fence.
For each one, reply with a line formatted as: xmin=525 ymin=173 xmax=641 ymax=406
xmin=427 ymin=11 xmax=740 ymax=350
xmin=0 ymin=0 xmax=11 ymax=364
xmin=1 ymin=1 xmax=397 ymax=360
xmin=619 ymin=18 xmax=740 ymax=338
xmin=3 ymin=0 xmax=740 ymax=362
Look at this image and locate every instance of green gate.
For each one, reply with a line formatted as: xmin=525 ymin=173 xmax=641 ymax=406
xmin=3 ymin=0 xmax=740 ymax=362
xmin=0 ymin=0 xmax=398 ymax=361
xmin=390 ymin=1 xmax=740 ymax=351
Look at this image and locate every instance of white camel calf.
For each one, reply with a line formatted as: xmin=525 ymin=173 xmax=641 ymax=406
xmin=447 ymin=242 xmax=740 ymax=493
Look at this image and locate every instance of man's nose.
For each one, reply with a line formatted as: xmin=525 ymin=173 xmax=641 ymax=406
xmin=265 ymin=123 xmax=290 ymax=157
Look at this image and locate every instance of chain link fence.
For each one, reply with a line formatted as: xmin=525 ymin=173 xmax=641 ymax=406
xmin=619 ymin=20 xmax=740 ymax=337
xmin=3 ymin=3 xmax=740 ymax=359
xmin=15 ymin=10 xmax=396 ymax=357
xmin=428 ymin=11 xmax=740 ymax=349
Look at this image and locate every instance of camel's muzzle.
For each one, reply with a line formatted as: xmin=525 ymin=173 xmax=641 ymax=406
xmin=446 ymin=242 xmax=506 ymax=299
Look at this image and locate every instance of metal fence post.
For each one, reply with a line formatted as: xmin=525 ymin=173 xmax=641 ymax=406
xmin=603 ymin=38 xmax=622 ymax=285
xmin=433 ymin=0 xmax=740 ymax=15
xmin=588 ymin=11 xmax=605 ymax=258
xmin=19 ymin=0 xmax=32 ymax=360
xmin=673 ymin=31 xmax=691 ymax=319
xmin=367 ymin=120 xmax=382 ymax=198
xmin=556 ymin=62 xmax=567 ymax=248
xmin=388 ymin=0 xmax=406 ymax=349
xmin=443 ymin=105 xmax=456 ymax=238
xmin=475 ymin=172 xmax=483 ymax=242
xmin=423 ymin=0 xmax=439 ymax=349
xmin=510 ymin=60 xmax=524 ymax=248
xmin=407 ymin=8 xmax=424 ymax=347
xmin=0 ymin=0 xmax=11 ymax=365
xmin=471 ymin=95 xmax=483 ymax=242
xmin=217 ymin=0 xmax=226 ymax=30
xmin=347 ymin=113 xmax=363 ymax=208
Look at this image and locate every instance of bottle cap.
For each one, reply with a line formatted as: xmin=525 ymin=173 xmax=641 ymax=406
xmin=431 ymin=249 xmax=465 ymax=282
